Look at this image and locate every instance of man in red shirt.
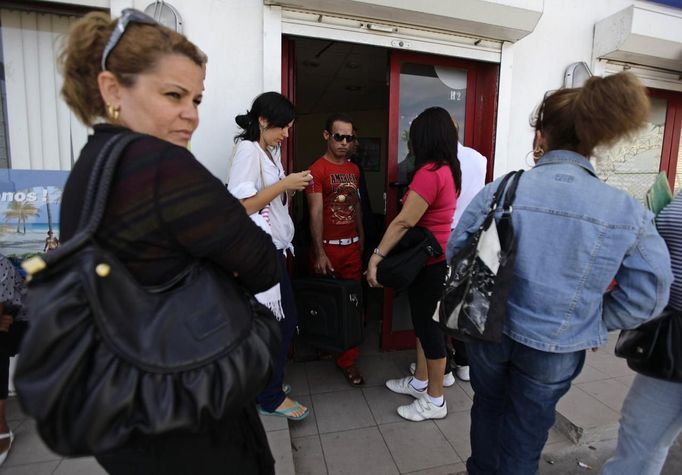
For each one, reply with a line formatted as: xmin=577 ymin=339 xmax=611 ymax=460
xmin=306 ymin=113 xmax=365 ymax=385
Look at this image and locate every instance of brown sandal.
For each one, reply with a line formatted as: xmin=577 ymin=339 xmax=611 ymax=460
xmin=341 ymin=365 xmax=364 ymax=386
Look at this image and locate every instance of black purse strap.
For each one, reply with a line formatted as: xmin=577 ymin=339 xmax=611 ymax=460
xmin=473 ymin=170 xmax=524 ymax=236
xmin=36 ymin=132 xmax=143 ymax=269
xmin=501 ymin=170 xmax=524 ymax=214
xmin=79 ymin=132 xmax=143 ymax=235
xmin=77 ymin=133 xmax=141 ymax=230
xmin=488 ymin=171 xmax=517 ymax=212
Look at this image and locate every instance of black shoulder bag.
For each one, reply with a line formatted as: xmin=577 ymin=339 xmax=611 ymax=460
xmin=14 ymin=133 xmax=281 ymax=456
xmin=439 ymin=170 xmax=524 ymax=343
xmin=615 ymin=307 xmax=682 ymax=382
xmin=376 ymin=227 xmax=442 ymax=291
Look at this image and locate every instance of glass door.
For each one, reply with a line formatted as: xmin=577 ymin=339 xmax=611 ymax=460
xmin=381 ymin=51 xmax=498 ymax=351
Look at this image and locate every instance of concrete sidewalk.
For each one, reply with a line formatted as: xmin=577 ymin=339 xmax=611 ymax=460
xmin=0 ymin=401 xmax=295 ymax=475
xmin=282 ymin=325 xmax=680 ymax=475
xmin=0 ymin=326 xmax=679 ymax=474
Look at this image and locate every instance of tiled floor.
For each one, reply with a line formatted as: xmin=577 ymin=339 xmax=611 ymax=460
xmin=0 ymin=324 xmax=675 ymax=475
xmin=0 ymin=398 xmax=295 ymax=475
xmin=283 ymin=324 xmax=652 ymax=475
xmin=286 ymin=353 xmax=575 ymax=475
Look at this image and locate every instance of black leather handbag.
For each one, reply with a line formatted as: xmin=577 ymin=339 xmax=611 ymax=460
xmin=376 ymin=227 xmax=442 ymax=291
xmin=615 ymin=308 xmax=682 ymax=382
xmin=14 ymin=133 xmax=281 ymax=456
xmin=439 ymin=170 xmax=523 ymax=343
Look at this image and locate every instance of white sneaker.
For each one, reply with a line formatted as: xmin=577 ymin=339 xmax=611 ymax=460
xmin=385 ymin=376 xmax=427 ymax=399
xmin=397 ymin=397 xmax=447 ymax=421
xmin=455 ymin=365 xmax=470 ymax=381
xmin=408 ymin=362 xmax=456 ymax=387
xmin=0 ymin=431 xmax=14 ymax=467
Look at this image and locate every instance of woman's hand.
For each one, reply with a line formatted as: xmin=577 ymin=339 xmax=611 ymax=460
xmin=366 ymin=253 xmax=383 ymax=288
xmin=282 ymin=170 xmax=313 ymax=192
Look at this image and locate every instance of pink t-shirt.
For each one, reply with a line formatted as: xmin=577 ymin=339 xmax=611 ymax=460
xmin=404 ymin=164 xmax=457 ymax=264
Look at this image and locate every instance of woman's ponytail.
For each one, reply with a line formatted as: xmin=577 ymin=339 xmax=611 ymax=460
xmin=573 ymin=72 xmax=650 ymax=155
xmin=531 ymin=71 xmax=650 ymax=157
xmin=59 ymin=12 xmax=115 ymax=126
xmin=234 ymin=110 xmax=259 ymax=143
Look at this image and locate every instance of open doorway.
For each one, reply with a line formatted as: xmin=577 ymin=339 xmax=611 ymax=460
xmin=289 ymin=37 xmax=389 ymax=338
xmin=285 ymin=35 xmax=499 ymax=351
xmin=290 ymin=36 xmax=389 ymax=250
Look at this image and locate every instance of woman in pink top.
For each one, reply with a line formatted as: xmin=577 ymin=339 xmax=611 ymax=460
xmin=367 ymin=107 xmax=459 ymax=421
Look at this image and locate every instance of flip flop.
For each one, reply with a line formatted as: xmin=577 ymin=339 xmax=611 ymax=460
xmin=258 ymin=400 xmax=309 ymax=421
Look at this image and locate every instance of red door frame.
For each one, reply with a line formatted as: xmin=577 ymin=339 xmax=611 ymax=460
xmin=382 ymin=51 xmax=499 ymax=351
xmin=653 ymin=89 xmax=682 ymax=189
xmin=281 ymin=38 xmax=296 ymax=174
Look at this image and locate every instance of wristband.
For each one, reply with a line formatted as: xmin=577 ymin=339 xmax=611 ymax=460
xmin=373 ymin=247 xmax=386 ymax=258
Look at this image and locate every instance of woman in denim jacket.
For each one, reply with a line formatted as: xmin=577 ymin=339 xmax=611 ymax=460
xmin=447 ymin=72 xmax=673 ymax=475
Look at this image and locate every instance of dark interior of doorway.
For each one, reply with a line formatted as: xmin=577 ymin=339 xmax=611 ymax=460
xmin=289 ymin=36 xmax=389 ymax=355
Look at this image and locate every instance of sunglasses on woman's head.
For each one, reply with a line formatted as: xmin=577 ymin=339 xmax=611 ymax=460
xmin=101 ymin=9 xmax=158 ymax=71
xmin=332 ymin=133 xmax=356 ymax=143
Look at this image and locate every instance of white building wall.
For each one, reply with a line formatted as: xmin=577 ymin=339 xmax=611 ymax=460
xmin=37 ymin=0 xmax=682 ymax=180
xmin=494 ymin=0 xmax=636 ymax=176
xmin=124 ymin=0 xmax=268 ymax=181
xmin=145 ymin=0 xmax=663 ymax=180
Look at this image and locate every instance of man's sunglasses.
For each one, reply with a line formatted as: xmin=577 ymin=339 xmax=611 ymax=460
xmin=331 ymin=133 xmax=356 ymax=143
xmin=101 ymin=9 xmax=158 ymax=71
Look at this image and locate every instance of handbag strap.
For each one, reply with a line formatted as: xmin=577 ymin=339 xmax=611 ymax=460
xmin=475 ymin=170 xmax=523 ymax=234
xmin=77 ymin=133 xmax=137 ymax=230
xmin=501 ymin=170 xmax=525 ymax=214
xmin=489 ymin=171 xmax=517 ymax=212
xmin=80 ymin=132 xmax=144 ymax=236
xmin=37 ymin=132 xmax=143 ymax=268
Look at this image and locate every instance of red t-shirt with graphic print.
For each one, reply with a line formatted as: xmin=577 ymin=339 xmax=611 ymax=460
xmin=306 ymin=156 xmax=361 ymax=241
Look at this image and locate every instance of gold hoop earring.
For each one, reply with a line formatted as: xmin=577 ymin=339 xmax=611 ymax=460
xmin=106 ymin=103 xmax=120 ymax=121
xmin=532 ymin=146 xmax=544 ymax=159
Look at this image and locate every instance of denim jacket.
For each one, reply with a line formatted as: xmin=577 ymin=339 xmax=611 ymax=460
xmin=447 ymin=150 xmax=672 ymax=352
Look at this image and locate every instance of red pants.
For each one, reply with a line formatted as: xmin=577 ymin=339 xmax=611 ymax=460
xmin=323 ymin=242 xmax=362 ymax=281
xmin=312 ymin=242 xmax=362 ymax=368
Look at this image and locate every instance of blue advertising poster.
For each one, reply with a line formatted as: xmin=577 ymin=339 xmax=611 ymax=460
xmin=0 ymin=169 xmax=69 ymax=258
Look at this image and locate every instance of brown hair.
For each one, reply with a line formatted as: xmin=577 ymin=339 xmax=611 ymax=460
xmin=531 ymin=72 xmax=650 ymax=157
xmin=59 ymin=11 xmax=207 ymax=126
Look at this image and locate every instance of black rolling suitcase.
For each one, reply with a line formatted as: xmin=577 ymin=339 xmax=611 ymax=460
xmin=293 ymin=278 xmax=363 ymax=353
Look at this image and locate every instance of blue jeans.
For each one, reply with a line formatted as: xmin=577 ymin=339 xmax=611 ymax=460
xmin=256 ymin=255 xmax=298 ymax=412
xmin=466 ymin=335 xmax=585 ymax=475
xmin=600 ymin=374 xmax=682 ymax=475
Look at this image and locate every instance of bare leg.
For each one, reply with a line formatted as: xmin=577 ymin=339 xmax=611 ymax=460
xmin=0 ymin=399 xmax=10 ymax=453
xmin=414 ymin=339 xmax=428 ymax=381
xmin=426 ymin=357 xmax=447 ymax=398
